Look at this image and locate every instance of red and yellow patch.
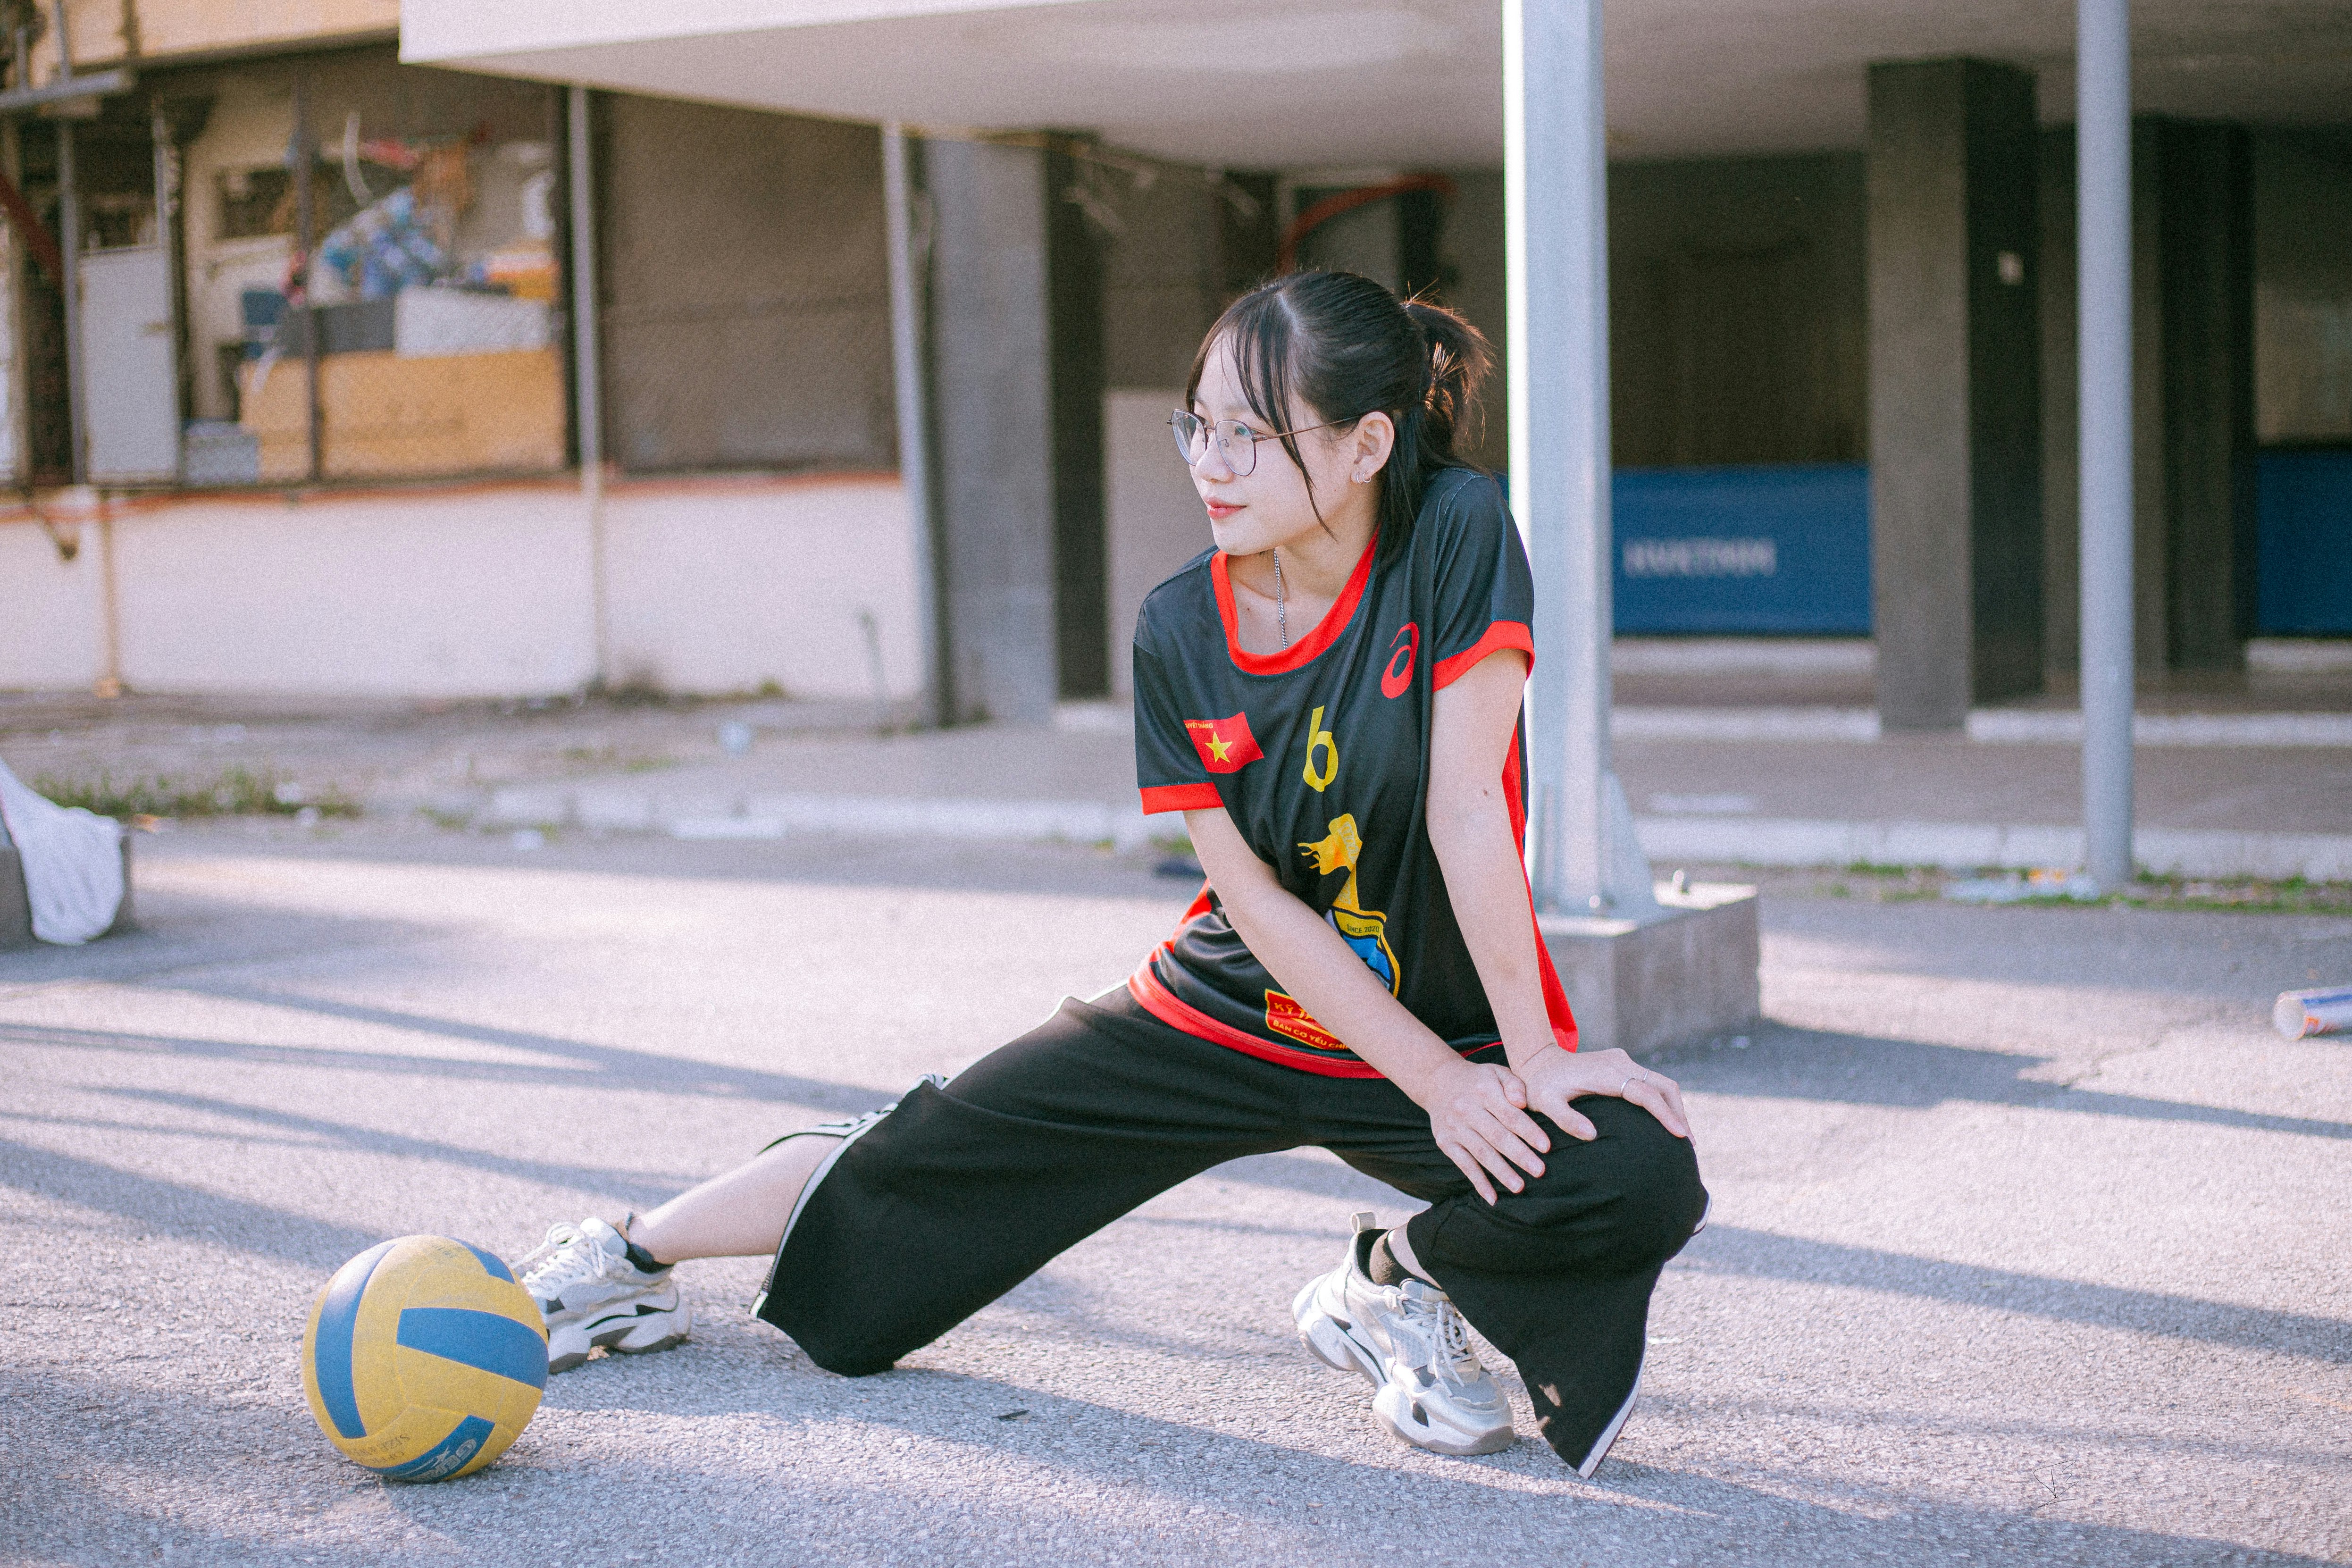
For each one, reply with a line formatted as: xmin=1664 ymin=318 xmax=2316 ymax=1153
xmin=1183 ymin=713 xmax=1263 ymax=773
xmin=1264 ymin=991 xmax=1347 ymax=1054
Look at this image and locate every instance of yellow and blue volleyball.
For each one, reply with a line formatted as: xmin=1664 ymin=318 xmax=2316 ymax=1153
xmin=300 ymin=1234 xmax=548 ymax=1482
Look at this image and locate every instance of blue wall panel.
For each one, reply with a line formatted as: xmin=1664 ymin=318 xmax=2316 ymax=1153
xmin=1611 ymin=463 xmax=1872 ymax=635
xmin=2256 ymin=451 xmax=2352 ymax=635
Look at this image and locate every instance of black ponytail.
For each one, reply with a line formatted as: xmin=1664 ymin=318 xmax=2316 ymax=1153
xmin=1184 ymin=271 xmax=1494 ymax=566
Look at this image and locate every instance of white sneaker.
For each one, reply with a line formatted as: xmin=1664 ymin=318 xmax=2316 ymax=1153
xmin=512 ymin=1216 xmax=691 ymax=1374
xmin=1292 ymin=1212 xmax=1516 ymax=1456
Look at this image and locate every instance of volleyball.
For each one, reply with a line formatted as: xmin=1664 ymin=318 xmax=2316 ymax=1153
xmin=300 ymin=1234 xmax=548 ymax=1482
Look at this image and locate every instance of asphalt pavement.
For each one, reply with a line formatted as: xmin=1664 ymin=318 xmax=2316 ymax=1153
xmin=2 ymin=819 xmax=2348 ymax=1565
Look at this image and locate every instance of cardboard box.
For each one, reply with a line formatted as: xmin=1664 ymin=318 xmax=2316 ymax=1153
xmin=395 ymin=288 xmax=552 ymax=357
xmin=242 ymin=347 xmax=566 ymax=479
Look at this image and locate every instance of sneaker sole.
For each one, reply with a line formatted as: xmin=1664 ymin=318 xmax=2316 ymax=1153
xmin=547 ymin=1305 xmax=691 ymax=1374
xmin=1372 ymin=1382 xmax=1517 ymax=1456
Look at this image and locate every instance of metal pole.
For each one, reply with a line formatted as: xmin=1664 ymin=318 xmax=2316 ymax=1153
xmin=154 ymin=106 xmax=184 ymax=482
xmin=0 ymin=117 xmax=29 ymax=483
xmin=291 ymin=71 xmax=320 ymax=482
xmin=1509 ymin=0 xmax=1653 ymax=916
xmin=1503 ymin=0 xmax=1539 ymax=881
xmin=568 ymin=84 xmax=608 ymax=688
xmin=55 ymin=117 xmax=84 ymax=484
xmin=96 ymin=505 xmax=121 ymax=694
xmin=2078 ymin=0 xmax=2134 ymax=889
xmin=883 ymin=121 xmax=946 ymax=729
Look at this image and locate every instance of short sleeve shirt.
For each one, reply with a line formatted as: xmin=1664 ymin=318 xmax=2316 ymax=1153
xmin=1127 ymin=467 xmax=1579 ymax=1077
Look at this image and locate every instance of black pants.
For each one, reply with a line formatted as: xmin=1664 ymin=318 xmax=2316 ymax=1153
xmin=754 ymin=989 xmax=1708 ymax=1470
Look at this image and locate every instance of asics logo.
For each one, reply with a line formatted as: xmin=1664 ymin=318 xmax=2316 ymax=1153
xmin=1381 ymin=624 xmax=1419 ymax=699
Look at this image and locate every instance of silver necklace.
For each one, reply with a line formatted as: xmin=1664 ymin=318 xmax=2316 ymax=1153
xmin=1272 ymin=549 xmax=1289 ymax=649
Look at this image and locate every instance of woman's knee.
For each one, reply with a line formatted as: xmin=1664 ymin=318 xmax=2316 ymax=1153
xmin=1559 ymin=1097 xmax=1707 ymax=1263
xmin=1423 ymin=1099 xmax=1706 ymax=1277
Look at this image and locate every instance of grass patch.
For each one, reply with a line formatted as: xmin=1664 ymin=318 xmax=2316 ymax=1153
xmin=557 ymin=744 xmax=678 ymax=775
xmin=32 ymin=766 xmax=360 ymax=821
xmin=2088 ymin=875 xmax=2351 ymax=915
xmin=1767 ymin=862 xmax=2352 ymax=914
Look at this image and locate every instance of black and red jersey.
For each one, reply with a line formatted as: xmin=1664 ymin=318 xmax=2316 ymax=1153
xmin=1127 ymin=466 xmax=1579 ymax=1078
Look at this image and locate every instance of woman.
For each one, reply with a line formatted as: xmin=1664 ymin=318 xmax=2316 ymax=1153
xmin=513 ymin=271 xmax=1708 ymax=1476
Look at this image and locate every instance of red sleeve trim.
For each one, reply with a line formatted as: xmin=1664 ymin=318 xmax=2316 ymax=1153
xmin=1500 ymin=725 xmax=1579 ymax=1051
xmin=1432 ymin=620 xmax=1534 ymax=690
xmin=1534 ymin=932 xmax=1579 ymax=1052
xmin=1139 ymin=783 xmax=1222 ymax=815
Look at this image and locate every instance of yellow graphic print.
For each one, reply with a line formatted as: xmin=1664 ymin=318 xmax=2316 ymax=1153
xmin=1299 ymin=813 xmax=1399 ymax=994
xmin=1301 ymin=705 xmax=1339 ymax=792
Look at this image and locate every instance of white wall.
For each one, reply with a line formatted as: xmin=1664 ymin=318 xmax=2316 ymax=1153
xmin=112 ymin=486 xmax=597 ymax=696
xmin=1104 ymin=388 xmax=1212 ymax=696
xmin=0 ymin=474 xmax=922 ymax=700
xmin=0 ymin=514 xmax=102 ymax=687
xmin=603 ymin=474 xmax=922 ymax=700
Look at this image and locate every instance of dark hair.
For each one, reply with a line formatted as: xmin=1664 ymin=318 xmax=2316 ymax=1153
xmin=1184 ymin=270 xmax=1493 ymax=566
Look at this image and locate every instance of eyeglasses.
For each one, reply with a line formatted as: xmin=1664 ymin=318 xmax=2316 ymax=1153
xmin=1169 ymin=410 xmax=1351 ymax=478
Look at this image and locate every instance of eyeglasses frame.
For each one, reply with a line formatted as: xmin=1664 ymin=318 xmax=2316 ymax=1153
xmin=1168 ymin=409 xmax=1357 ymax=477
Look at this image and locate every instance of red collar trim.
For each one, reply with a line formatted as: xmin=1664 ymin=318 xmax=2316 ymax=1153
xmin=1210 ymin=535 xmax=1378 ymax=676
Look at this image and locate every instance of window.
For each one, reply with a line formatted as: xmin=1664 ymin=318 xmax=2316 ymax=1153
xmin=594 ymin=93 xmax=893 ymax=474
xmin=157 ymin=44 xmax=567 ymax=484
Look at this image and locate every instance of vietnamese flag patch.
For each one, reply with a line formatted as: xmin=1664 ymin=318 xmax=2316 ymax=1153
xmin=1183 ymin=713 xmax=1264 ymax=773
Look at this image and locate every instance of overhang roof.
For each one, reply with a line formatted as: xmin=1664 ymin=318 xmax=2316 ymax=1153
xmin=402 ymin=0 xmax=2352 ymax=168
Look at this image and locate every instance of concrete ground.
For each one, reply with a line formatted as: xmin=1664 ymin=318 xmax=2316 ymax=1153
xmin=3 ymin=820 xmax=2347 ymax=1565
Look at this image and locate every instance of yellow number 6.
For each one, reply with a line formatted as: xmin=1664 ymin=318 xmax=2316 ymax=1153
xmin=1302 ymin=705 xmax=1339 ymax=792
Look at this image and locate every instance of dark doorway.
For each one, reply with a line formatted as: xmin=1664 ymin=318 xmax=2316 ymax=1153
xmin=14 ymin=119 xmax=73 ymax=484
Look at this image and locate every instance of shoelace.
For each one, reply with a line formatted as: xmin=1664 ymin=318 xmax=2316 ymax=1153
xmin=1433 ymin=1300 xmax=1481 ymax=1382
xmin=1393 ymin=1287 xmax=1482 ymax=1392
xmin=514 ymin=1223 xmax=611 ymax=1299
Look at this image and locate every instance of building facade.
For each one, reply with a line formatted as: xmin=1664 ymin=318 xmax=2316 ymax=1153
xmin=2 ymin=0 xmax=2346 ymax=726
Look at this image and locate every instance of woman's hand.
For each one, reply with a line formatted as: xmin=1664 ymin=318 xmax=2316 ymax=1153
xmin=1511 ymin=1044 xmax=1692 ymax=1144
xmin=1419 ymin=1057 xmax=1555 ymax=1204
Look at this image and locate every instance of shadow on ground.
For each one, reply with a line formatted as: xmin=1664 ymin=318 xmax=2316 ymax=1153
xmin=1654 ymin=1021 xmax=2352 ymax=1141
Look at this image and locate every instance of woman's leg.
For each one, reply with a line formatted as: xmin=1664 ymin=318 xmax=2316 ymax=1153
xmin=1417 ymin=1097 xmax=1706 ymax=1472
xmin=627 ymin=1133 xmax=837 ymax=1264
xmin=1319 ymin=1083 xmax=1708 ymax=1473
xmin=755 ymin=990 xmax=1299 ymax=1377
xmin=517 ymin=1106 xmax=909 ymax=1371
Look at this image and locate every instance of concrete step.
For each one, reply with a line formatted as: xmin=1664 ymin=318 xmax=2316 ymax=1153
xmin=428 ymin=779 xmax=2352 ymax=881
xmin=1066 ymin=702 xmax=2352 ymax=746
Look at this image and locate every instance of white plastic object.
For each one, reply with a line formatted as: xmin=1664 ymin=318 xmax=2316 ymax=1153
xmin=0 ymin=759 xmax=124 ymax=945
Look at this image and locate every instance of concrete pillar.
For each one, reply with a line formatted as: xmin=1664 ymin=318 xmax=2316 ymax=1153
xmin=2151 ymin=121 xmax=2258 ymax=670
xmin=2038 ymin=119 xmax=2257 ymax=679
xmin=882 ymin=126 xmax=946 ymax=728
xmin=1512 ymin=0 xmax=1656 ymax=918
xmin=927 ymin=138 xmax=1060 ymax=725
xmin=1045 ymin=143 xmax=1109 ymax=701
xmin=2038 ymin=128 xmax=2081 ymax=678
xmin=1511 ymin=0 xmax=1756 ymax=1054
xmin=566 ymin=86 xmax=609 ymax=690
xmin=1866 ymin=59 xmax=2044 ymax=730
